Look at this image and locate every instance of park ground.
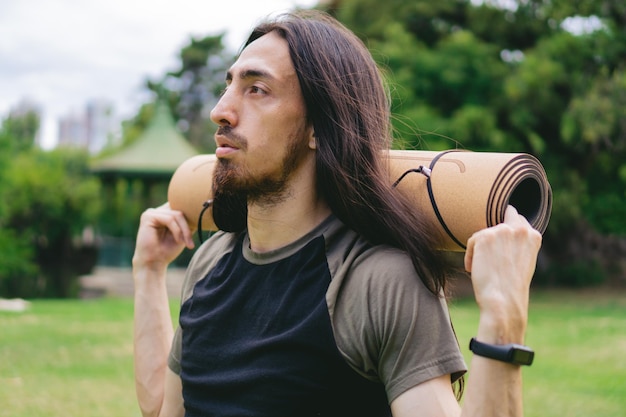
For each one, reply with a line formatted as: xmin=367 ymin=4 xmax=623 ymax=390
xmin=0 ymin=268 xmax=624 ymax=417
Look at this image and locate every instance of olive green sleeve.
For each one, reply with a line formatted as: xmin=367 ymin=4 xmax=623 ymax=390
xmin=327 ymin=246 xmax=467 ymax=403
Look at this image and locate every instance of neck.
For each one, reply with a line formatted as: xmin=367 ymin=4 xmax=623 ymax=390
xmin=246 ymin=156 xmax=330 ymax=253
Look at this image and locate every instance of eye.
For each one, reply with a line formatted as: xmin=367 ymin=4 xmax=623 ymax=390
xmin=249 ymin=85 xmax=267 ymax=95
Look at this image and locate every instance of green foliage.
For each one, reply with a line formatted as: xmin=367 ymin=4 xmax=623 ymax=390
xmin=142 ymin=33 xmax=234 ymax=153
xmin=0 ymin=111 xmax=102 ymax=298
xmin=0 ymin=108 xmax=39 ymax=153
xmin=328 ymin=0 xmax=626 ymax=285
xmin=0 ymin=229 xmax=38 ymax=295
xmin=541 ymin=259 xmax=607 ymax=287
xmin=585 ymin=193 xmax=626 ymax=236
xmin=3 ymin=149 xmax=101 ymax=243
xmin=116 ymin=34 xmax=233 ymax=156
xmin=99 ymin=1 xmax=625 ymax=286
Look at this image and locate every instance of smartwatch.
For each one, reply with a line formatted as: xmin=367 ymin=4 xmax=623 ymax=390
xmin=469 ymin=338 xmax=534 ymax=366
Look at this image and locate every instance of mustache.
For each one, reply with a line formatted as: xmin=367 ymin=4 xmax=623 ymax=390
xmin=216 ymin=126 xmax=248 ymax=149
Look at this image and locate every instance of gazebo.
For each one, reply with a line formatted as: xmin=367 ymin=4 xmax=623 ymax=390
xmin=90 ymin=101 xmax=199 ymax=265
xmin=91 ymin=100 xmax=198 ymax=181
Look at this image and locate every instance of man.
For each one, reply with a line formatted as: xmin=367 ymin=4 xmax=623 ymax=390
xmin=133 ymin=10 xmax=542 ymax=417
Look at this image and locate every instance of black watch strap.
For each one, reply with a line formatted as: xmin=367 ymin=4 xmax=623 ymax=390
xmin=469 ymin=338 xmax=534 ymax=366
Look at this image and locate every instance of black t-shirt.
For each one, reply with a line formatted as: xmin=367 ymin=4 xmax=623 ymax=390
xmin=179 ymin=233 xmax=391 ymax=417
xmin=170 ymin=215 xmax=466 ymax=416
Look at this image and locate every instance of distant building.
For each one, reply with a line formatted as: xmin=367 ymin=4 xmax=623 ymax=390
xmin=58 ymin=99 xmax=120 ymax=154
xmin=58 ymin=111 xmax=88 ymax=149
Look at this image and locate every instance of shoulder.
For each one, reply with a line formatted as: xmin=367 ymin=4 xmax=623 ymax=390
xmin=193 ymin=230 xmax=239 ymax=258
xmin=321 ymin=216 xmax=412 ymax=281
xmin=326 ymin=237 xmax=466 ymax=402
xmin=180 ymin=231 xmax=240 ymax=302
xmin=324 ymin=224 xmax=423 ymax=316
xmin=327 ymin=242 xmax=432 ymax=335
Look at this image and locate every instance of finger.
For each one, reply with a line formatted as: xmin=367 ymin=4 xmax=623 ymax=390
xmin=464 ymin=235 xmax=474 ymax=272
xmin=160 ymin=209 xmax=194 ymax=249
xmin=171 ymin=209 xmax=194 ymax=249
xmin=505 ymin=204 xmax=534 ymax=226
xmin=144 ymin=208 xmax=192 ymax=248
xmin=503 ymin=204 xmax=521 ymax=226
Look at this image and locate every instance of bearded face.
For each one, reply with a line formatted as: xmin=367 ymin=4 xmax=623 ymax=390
xmin=211 ymin=130 xmax=309 ymax=233
xmin=207 ymin=32 xmax=315 ymax=233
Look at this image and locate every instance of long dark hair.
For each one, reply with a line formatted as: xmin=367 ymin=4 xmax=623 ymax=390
xmin=245 ymin=11 xmax=451 ymax=295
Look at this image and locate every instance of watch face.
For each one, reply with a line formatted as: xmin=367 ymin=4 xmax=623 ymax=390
xmin=512 ymin=348 xmax=534 ymax=365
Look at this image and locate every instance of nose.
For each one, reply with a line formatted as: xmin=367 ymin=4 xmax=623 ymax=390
xmin=210 ymin=88 xmax=237 ymax=127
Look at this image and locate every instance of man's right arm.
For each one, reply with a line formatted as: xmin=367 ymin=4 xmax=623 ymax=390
xmin=132 ymin=204 xmax=194 ymax=417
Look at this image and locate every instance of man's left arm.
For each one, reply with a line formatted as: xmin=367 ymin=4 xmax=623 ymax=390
xmin=390 ymin=206 xmax=542 ymax=417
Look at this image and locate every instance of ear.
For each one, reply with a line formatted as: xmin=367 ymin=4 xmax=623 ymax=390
xmin=308 ymin=127 xmax=317 ymax=150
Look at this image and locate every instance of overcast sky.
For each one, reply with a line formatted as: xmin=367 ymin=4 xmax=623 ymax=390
xmin=0 ymin=0 xmax=317 ymax=148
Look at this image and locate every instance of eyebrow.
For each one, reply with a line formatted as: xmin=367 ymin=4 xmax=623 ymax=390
xmin=225 ymin=68 xmax=276 ymax=82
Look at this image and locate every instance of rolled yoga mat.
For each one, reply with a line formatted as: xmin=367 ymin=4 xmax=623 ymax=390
xmin=167 ymin=150 xmax=552 ymax=252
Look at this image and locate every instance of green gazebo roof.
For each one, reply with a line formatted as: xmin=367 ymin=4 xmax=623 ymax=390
xmin=91 ymin=101 xmax=198 ymax=179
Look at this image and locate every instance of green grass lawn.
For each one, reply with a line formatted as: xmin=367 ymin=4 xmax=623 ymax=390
xmin=450 ymin=288 xmax=626 ymax=417
xmin=1 ymin=288 xmax=625 ymax=417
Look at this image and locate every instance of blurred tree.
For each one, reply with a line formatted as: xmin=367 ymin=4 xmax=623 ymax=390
xmin=0 ymin=107 xmax=39 ymax=153
xmin=0 ymin=112 xmax=101 ymax=298
xmin=146 ymin=33 xmax=234 ymax=153
xmin=0 ymin=115 xmax=36 ymax=289
xmin=327 ymin=0 xmax=626 ymax=285
xmin=115 ymin=34 xmax=232 ymax=156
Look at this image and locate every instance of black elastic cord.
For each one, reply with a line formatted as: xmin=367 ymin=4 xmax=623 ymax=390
xmin=197 ymin=199 xmax=213 ymax=244
xmin=392 ymin=166 xmax=431 ymax=187
xmin=392 ymin=151 xmax=466 ymax=250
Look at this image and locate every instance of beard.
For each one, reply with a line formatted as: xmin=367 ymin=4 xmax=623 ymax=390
xmin=210 ymin=184 xmax=248 ymax=233
xmin=211 ymin=132 xmax=308 ymax=233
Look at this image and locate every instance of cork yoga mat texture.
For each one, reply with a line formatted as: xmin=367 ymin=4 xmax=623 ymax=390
xmin=168 ymin=150 xmax=552 ymax=252
xmin=387 ymin=150 xmax=552 ymax=251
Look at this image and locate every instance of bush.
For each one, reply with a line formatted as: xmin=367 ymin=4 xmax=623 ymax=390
xmin=0 ymin=148 xmax=101 ymax=298
xmin=537 ymin=259 xmax=607 ymax=288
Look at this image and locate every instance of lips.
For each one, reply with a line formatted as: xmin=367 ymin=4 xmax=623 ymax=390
xmin=215 ymin=131 xmax=241 ymax=158
xmin=215 ymin=126 xmax=246 ymax=152
xmin=215 ymin=144 xmax=239 ymax=158
xmin=216 ymin=137 xmax=237 ymax=148
xmin=215 ymin=133 xmax=237 ymax=148
xmin=214 ymin=125 xmax=248 ymax=159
